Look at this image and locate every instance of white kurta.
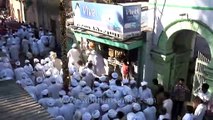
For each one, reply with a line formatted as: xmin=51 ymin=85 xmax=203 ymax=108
xmin=138 ymin=87 xmax=153 ymax=100
xmin=9 ymin=44 xmax=20 ymax=61
xmin=194 ymin=103 xmax=207 ymax=120
xmin=35 ymin=83 xmax=48 ymax=100
xmin=163 ymin=98 xmax=173 ymax=119
xmin=182 ymin=113 xmax=195 ymax=120
xmin=47 ymin=106 xmax=60 ymax=117
xmin=59 ymin=103 xmax=75 ymax=120
xmin=22 ymin=38 xmax=29 ymax=54
xmin=143 ymin=106 xmax=157 ymax=120
xmin=47 ymin=83 xmax=63 ymax=99
xmin=67 ymin=48 xmax=81 ymax=68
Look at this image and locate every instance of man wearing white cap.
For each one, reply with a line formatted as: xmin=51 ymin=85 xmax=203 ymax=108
xmin=47 ymin=98 xmax=60 ymax=117
xmin=122 ymin=79 xmax=132 ymax=96
xmin=82 ymin=112 xmax=92 ymax=120
xmin=35 ymin=77 xmax=48 ymax=100
xmin=92 ymin=110 xmax=101 ymax=120
xmin=22 ymin=36 xmax=29 ymax=56
xmin=24 ymin=79 xmax=37 ymax=100
xmin=23 ymin=59 xmax=34 ymax=79
xmin=138 ymin=81 xmax=153 ymax=101
xmin=47 ymin=77 xmax=63 ymax=99
xmin=9 ymin=41 xmax=20 ymax=62
xmin=43 ymin=70 xmax=52 ymax=86
xmin=0 ymin=68 xmax=14 ymax=80
xmin=59 ymin=95 xmax=75 ymax=120
xmin=88 ymin=50 xmax=106 ymax=76
xmin=55 ymin=90 xmax=66 ymax=107
xmin=143 ymin=98 xmax=157 ymax=120
xmin=67 ymin=43 xmax=81 ymax=68
xmin=37 ymin=37 xmax=47 ymax=57
xmin=129 ymin=79 xmax=139 ymax=98
xmin=120 ymin=95 xmax=133 ymax=114
xmin=107 ymin=109 xmax=118 ymax=120
xmin=73 ymin=110 xmax=82 ymax=120
xmin=30 ymin=37 xmax=39 ymax=57
xmin=48 ymin=32 xmax=55 ymax=50
xmin=87 ymin=94 xmax=101 ymax=113
xmin=101 ymin=104 xmax=110 ymax=115
xmin=110 ymin=72 xmax=118 ymax=86
xmin=38 ymin=89 xmax=52 ymax=108
xmin=81 ymin=70 xmax=94 ymax=88
xmin=127 ymin=102 xmax=146 ymax=120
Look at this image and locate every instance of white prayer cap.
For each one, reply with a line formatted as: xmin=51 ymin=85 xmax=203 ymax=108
xmin=73 ymin=73 xmax=81 ymax=81
xmin=122 ymin=79 xmax=129 ymax=84
xmin=36 ymin=77 xmax=43 ymax=83
xmin=105 ymin=89 xmax=114 ymax=98
xmin=144 ymin=98 xmax=154 ymax=105
xmin=44 ymin=57 xmax=50 ymax=63
xmin=101 ymin=104 xmax=110 ymax=112
xmin=62 ymin=95 xmax=70 ymax=104
xmin=21 ymin=73 xmax=28 ymax=79
xmin=99 ymin=75 xmax=107 ymax=82
xmin=94 ymin=81 xmax=100 ymax=87
xmin=33 ymin=58 xmax=39 ymax=63
xmin=79 ymin=81 xmax=86 ymax=87
xmin=124 ymin=95 xmax=133 ymax=103
xmin=94 ymin=90 xmax=103 ymax=98
xmin=130 ymin=79 xmax=136 ymax=84
xmin=81 ymin=69 xmax=87 ymax=75
xmin=71 ymin=80 xmax=78 ymax=87
xmin=41 ymin=89 xmax=48 ymax=95
xmin=48 ymin=32 xmax=52 ymax=35
xmin=82 ymin=86 xmax=92 ymax=94
xmin=117 ymin=99 xmax=125 ymax=107
xmin=82 ymin=112 xmax=92 ymax=120
xmin=45 ymin=70 xmax=51 ymax=76
xmin=26 ymin=52 xmax=33 ymax=59
xmin=55 ymin=116 xmax=65 ymax=120
xmin=72 ymin=43 xmax=77 ymax=48
xmin=15 ymin=61 xmax=21 ymax=66
xmin=100 ymin=83 xmax=109 ymax=89
xmin=91 ymin=50 xmax=96 ymax=54
xmin=92 ymin=110 xmax=100 ymax=119
xmin=108 ymin=109 xmax=117 ymax=118
xmin=141 ymin=81 xmax=148 ymax=86
xmin=59 ymin=90 xmax=66 ymax=96
xmin=111 ymin=72 xmax=118 ymax=79
xmin=47 ymin=98 xmax=55 ymax=107
xmin=25 ymin=79 xmax=33 ymax=86
xmin=40 ymin=59 xmax=45 ymax=65
xmin=88 ymin=94 xmax=97 ymax=101
xmin=25 ymin=59 xmax=30 ymax=63
xmin=132 ymin=103 xmax=141 ymax=111
xmin=16 ymin=80 xmax=21 ymax=84
xmin=109 ymin=85 xmax=117 ymax=91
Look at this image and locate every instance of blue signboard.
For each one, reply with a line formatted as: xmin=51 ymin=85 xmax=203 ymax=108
xmin=72 ymin=1 xmax=141 ymax=39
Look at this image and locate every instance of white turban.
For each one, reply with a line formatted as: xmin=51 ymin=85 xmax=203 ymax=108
xmin=94 ymin=81 xmax=100 ymax=87
xmin=82 ymin=86 xmax=92 ymax=94
xmin=79 ymin=81 xmax=86 ymax=87
xmin=122 ymin=79 xmax=129 ymax=84
xmin=124 ymin=95 xmax=133 ymax=103
xmin=144 ymin=98 xmax=154 ymax=105
xmin=25 ymin=59 xmax=30 ymax=63
xmin=47 ymin=98 xmax=55 ymax=107
xmin=59 ymin=90 xmax=66 ymax=96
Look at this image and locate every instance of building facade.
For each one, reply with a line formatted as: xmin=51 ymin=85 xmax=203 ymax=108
xmin=146 ymin=0 xmax=213 ymax=93
xmin=8 ymin=0 xmax=25 ymax=22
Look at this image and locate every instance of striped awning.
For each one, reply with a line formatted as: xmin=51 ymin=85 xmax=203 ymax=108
xmin=0 ymin=80 xmax=53 ymax=120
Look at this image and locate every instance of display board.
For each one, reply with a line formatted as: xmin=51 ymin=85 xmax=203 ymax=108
xmin=72 ymin=1 xmax=141 ymax=40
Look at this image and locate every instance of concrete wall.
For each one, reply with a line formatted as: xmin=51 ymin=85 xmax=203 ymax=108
xmin=143 ymin=0 xmax=213 ymax=83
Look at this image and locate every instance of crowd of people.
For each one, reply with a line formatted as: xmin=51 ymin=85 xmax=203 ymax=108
xmin=0 ymin=21 xmax=212 ymax=120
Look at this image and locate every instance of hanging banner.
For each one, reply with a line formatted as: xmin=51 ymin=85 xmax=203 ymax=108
xmin=72 ymin=1 xmax=141 ymax=40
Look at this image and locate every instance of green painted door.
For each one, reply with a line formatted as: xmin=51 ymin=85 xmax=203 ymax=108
xmin=169 ymin=50 xmax=191 ymax=90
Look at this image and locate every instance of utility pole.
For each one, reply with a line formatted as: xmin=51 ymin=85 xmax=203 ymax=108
xmin=59 ymin=0 xmax=70 ymax=93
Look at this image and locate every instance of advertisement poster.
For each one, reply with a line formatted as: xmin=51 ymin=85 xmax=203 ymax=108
xmin=72 ymin=1 xmax=141 ymax=39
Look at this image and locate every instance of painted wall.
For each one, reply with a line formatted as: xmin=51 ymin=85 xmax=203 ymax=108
xmin=143 ymin=0 xmax=213 ymax=85
xmin=9 ymin=0 xmax=25 ymax=22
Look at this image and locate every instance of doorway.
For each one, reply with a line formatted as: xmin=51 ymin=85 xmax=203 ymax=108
xmin=170 ymin=30 xmax=211 ymax=99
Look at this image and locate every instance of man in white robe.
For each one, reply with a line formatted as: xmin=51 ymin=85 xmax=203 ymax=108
xmin=67 ymin=43 xmax=81 ymax=68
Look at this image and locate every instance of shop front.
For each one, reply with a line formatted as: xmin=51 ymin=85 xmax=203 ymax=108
xmin=67 ymin=28 xmax=145 ymax=85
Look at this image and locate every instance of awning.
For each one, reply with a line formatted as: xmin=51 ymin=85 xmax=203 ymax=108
xmin=71 ymin=30 xmax=144 ymax=50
